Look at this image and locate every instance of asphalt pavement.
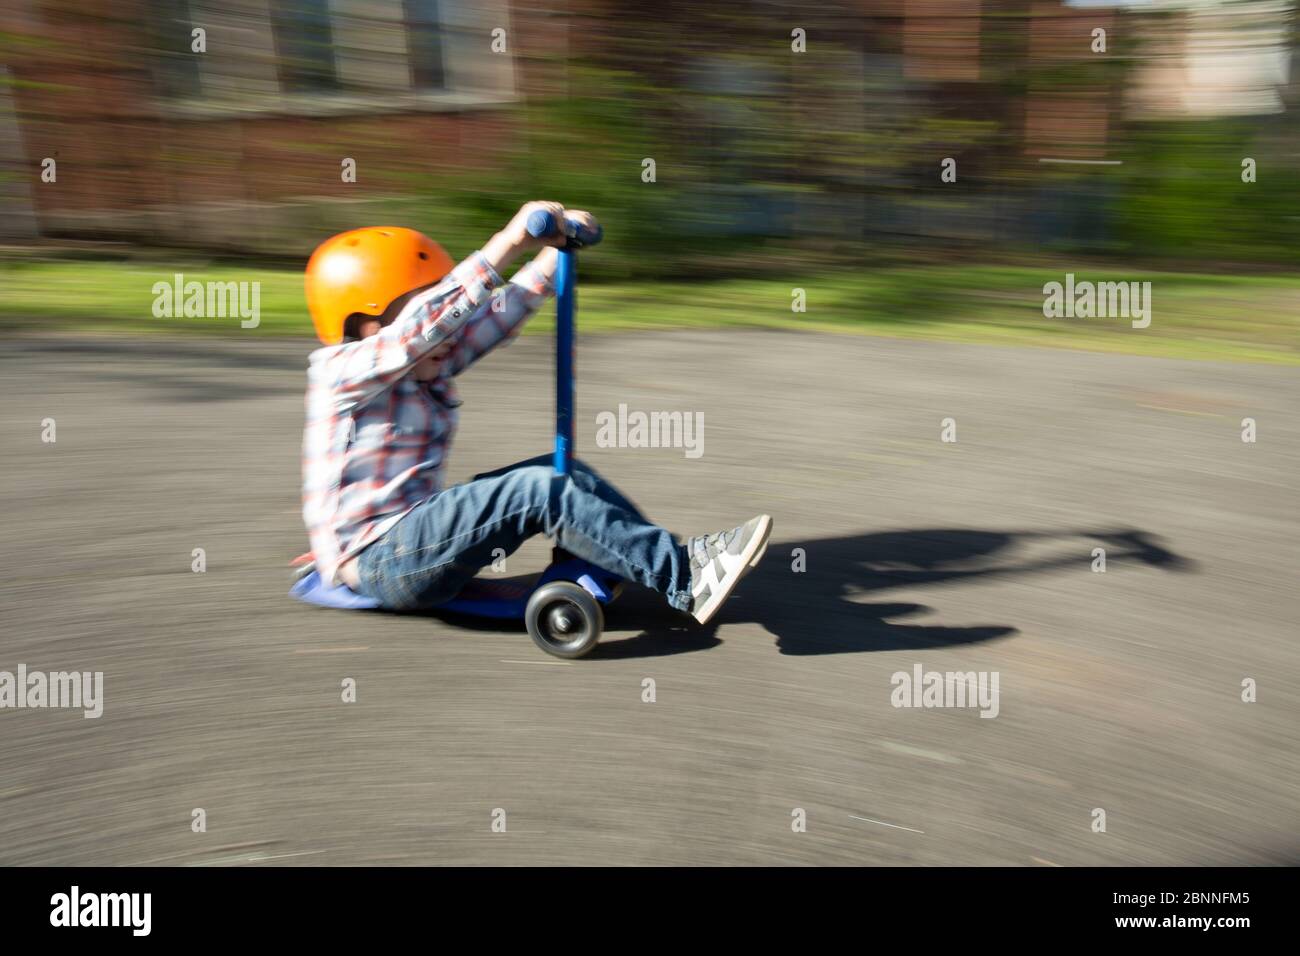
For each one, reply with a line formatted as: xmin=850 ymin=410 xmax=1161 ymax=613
xmin=1 ymin=330 xmax=1296 ymax=865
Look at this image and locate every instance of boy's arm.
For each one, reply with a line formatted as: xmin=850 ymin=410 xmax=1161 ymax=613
xmin=442 ymin=248 xmax=558 ymax=377
xmin=320 ymin=252 xmax=501 ymax=409
xmin=442 ymin=208 xmax=597 ymax=376
xmin=318 ymin=202 xmax=569 ymax=409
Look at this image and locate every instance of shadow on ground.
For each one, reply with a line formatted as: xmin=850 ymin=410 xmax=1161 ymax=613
xmin=412 ymin=527 xmax=1193 ymax=660
xmin=2 ymin=336 xmax=309 ymax=403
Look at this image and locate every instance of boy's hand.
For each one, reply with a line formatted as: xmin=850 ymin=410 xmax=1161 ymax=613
xmin=560 ymin=209 xmax=600 ymax=245
xmin=481 ymin=202 xmax=600 ymax=275
xmin=507 ymin=201 xmax=568 ymax=251
xmin=507 ymin=202 xmax=600 ymax=251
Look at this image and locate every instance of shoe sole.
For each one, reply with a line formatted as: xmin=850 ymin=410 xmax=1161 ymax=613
xmin=692 ymin=514 xmax=773 ymax=626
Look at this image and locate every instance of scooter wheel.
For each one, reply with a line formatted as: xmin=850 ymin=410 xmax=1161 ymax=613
xmin=526 ymin=582 xmax=603 ymax=659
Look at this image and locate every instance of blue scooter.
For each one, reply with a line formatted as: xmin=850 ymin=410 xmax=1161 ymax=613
xmin=290 ymin=212 xmax=621 ymax=659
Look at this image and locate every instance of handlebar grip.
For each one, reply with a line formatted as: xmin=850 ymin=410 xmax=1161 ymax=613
xmin=525 ymin=210 xmax=557 ymax=239
xmin=525 ymin=210 xmax=603 ymax=249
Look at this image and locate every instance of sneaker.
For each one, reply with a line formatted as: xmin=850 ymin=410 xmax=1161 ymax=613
xmin=685 ymin=514 xmax=773 ymax=625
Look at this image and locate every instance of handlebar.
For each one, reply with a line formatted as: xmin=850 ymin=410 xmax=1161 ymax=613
xmin=525 ymin=210 xmax=604 ymax=249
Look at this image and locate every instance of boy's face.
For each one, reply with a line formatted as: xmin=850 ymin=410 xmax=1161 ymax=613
xmin=353 ymin=279 xmax=452 ymax=377
xmin=357 ymin=316 xmax=453 ymax=378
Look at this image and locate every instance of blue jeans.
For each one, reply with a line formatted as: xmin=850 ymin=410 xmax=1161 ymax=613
xmin=354 ymin=455 xmax=693 ymax=611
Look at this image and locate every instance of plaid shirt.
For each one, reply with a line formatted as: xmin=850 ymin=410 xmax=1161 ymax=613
xmin=302 ymin=250 xmax=553 ymax=585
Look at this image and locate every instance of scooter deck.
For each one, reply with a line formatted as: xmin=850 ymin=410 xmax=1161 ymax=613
xmin=289 ymin=569 xmax=535 ymax=617
xmin=440 ymin=577 xmax=535 ymax=618
xmin=289 ymin=557 xmax=620 ymax=620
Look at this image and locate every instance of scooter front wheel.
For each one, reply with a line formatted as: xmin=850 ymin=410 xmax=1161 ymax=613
xmin=526 ymin=581 xmax=603 ymax=659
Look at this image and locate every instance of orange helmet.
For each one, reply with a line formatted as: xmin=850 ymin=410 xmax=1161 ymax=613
xmin=304 ymin=227 xmax=454 ymax=345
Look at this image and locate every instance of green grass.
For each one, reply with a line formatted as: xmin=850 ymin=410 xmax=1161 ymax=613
xmin=3 ymin=258 xmax=1298 ymax=364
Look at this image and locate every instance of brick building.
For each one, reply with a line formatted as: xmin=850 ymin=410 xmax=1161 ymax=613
xmin=1 ymin=0 xmax=1291 ymax=250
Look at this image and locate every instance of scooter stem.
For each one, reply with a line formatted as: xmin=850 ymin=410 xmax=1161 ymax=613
xmin=553 ymin=248 xmax=576 ymax=476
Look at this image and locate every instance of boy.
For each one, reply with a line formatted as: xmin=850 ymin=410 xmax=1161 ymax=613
xmin=302 ymin=201 xmax=772 ymax=625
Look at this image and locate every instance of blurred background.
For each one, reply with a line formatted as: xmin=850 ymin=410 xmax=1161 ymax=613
xmin=1 ymin=1 xmax=1298 ymax=868
xmin=0 ymin=0 xmax=1297 ymax=358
